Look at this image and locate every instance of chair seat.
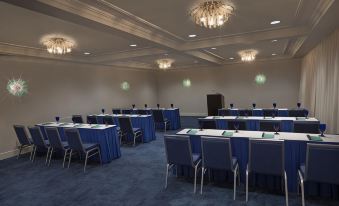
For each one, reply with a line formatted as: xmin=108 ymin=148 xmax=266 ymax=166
xmin=44 ymin=140 xmax=50 ymax=146
xmin=62 ymin=141 xmax=70 ymax=149
xmin=133 ymin=128 xmax=142 ymax=133
xmin=299 ymin=164 xmax=306 ymax=178
xmin=192 ymin=153 xmax=201 ymax=165
xmin=83 ymin=143 xmax=99 ymax=151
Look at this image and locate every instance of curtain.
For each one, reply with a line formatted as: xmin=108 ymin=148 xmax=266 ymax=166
xmin=299 ymin=29 xmax=339 ymax=134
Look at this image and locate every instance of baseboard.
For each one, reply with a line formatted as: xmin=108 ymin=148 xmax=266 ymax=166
xmin=0 ymin=147 xmax=32 ymax=160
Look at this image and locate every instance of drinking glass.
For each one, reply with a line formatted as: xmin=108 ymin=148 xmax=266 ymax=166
xmin=234 ymin=122 xmax=239 ymax=133
xmin=252 ymin=103 xmax=256 ymax=109
xmin=319 ymin=124 xmax=326 ymax=137
xmin=273 ymin=103 xmax=277 ymax=109
xmin=55 ymin=116 xmax=60 ymax=123
xmin=101 ymin=108 xmax=105 ymax=114
xmin=274 ymin=123 xmax=280 ymax=135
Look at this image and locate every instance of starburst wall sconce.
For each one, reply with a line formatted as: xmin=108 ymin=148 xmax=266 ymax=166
xmin=7 ymin=78 xmax=28 ymax=97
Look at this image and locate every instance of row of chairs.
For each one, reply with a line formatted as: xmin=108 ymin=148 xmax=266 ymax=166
xmin=199 ymin=120 xmax=322 ymax=134
xmin=164 ymin=135 xmax=339 ymax=206
xmin=227 ymin=102 xmax=303 ymax=110
xmin=72 ymin=109 xmax=170 ymax=133
xmin=219 ymin=109 xmax=308 ymax=117
xmin=13 ymin=125 xmax=101 ymax=172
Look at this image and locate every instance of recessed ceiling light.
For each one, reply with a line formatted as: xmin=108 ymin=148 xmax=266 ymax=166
xmin=272 ymin=39 xmax=278 ymax=42
xmin=188 ymin=34 xmax=197 ymax=38
xmin=129 ymin=44 xmax=137 ymax=47
xmin=229 ymin=57 xmax=234 ymax=60
xmin=211 ymin=47 xmax=217 ymax=50
xmin=272 ymin=53 xmax=277 ymax=56
xmin=84 ymin=52 xmax=91 ymax=55
xmin=164 ymin=53 xmax=169 ymax=56
xmin=270 ymin=20 xmax=280 ymax=25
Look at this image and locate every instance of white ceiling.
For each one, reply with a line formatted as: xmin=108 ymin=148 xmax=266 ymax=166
xmin=0 ymin=0 xmax=338 ymax=69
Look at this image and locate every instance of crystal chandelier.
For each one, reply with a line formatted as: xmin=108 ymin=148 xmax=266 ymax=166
xmin=238 ymin=49 xmax=258 ymax=62
xmin=43 ymin=37 xmax=74 ymax=54
xmin=190 ymin=0 xmax=234 ymax=29
xmin=156 ymin=59 xmax=175 ymax=70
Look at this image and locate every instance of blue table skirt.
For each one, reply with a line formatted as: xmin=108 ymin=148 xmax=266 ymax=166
xmin=214 ymin=119 xmax=294 ymax=132
xmin=218 ymin=109 xmax=307 ymax=117
xmin=38 ymin=125 xmax=121 ymax=164
xmin=177 ymin=135 xmax=339 ymax=198
xmin=96 ymin=115 xmax=156 ymax=143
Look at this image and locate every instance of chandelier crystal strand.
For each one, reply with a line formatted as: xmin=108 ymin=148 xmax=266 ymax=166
xmin=43 ymin=37 xmax=74 ymax=55
xmin=190 ymin=1 xmax=234 ymax=29
xmin=156 ymin=59 xmax=175 ymax=70
xmin=238 ymin=49 xmax=258 ymax=62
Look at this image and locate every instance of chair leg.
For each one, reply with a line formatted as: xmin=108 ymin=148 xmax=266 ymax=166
xmin=200 ymin=167 xmax=206 ymax=195
xmin=133 ymin=134 xmax=136 ymax=147
xmin=62 ymin=149 xmax=68 ymax=168
xmin=17 ymin=145 xmax=22 ymax=159
xmin=298 ymin=171 xmax=305 ymax=206
xmin=233 ymin=165 xmax=238 ymax=200
xmin=29 ymin=146 xmax=34 ymax=161
xmin=45 ymin=147 xmax=50 ymax=165
xmin=84 ymin=151 xmax=89 ymax=172
xmin=32 ymin=146 xmax=37 ymax=162
xmin=284 ymin=171 xmax=289 ymax=206
xmin=68 ymin=149 xmax=73 ymax=168
xmin=194 ymin=165 xmax=198 ymax=194
xmin=246 ymin=167 xmax=249 ymax=202
xmin=48 ymin=148 xmax=53 ymax=166
xmin=98 ymin=148 xmax=102 ymax=165
xmin=164 ymin=122 xmax=167 ymax=133
xmin=165 ymin=163 xmax=170 ymax=189
xmin=237 ymin=167 xmax=241 ymax=186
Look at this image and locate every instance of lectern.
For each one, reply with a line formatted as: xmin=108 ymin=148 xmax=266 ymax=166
xmin=207 ymin=94 xmax=224 ymax=116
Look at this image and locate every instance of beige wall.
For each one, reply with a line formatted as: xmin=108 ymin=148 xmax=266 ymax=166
xmin=156 ymin=59 xmax=301 ymax=115
xmin=0 ymin=56 xmax=157 ymax=156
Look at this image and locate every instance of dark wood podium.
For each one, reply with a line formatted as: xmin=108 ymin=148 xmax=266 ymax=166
xmin=207 ymin=94 xmax=224 ymax=116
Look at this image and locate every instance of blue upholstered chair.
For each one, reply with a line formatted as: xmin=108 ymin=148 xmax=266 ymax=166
xmin=164 ymin=135 xmax=201 ymax=193
xmin=288 ymin=110 xmax=306 ymax=117
xmin=103 ymin=116 xmax=122 ymax=143
xmin=27 ymin=126 xmax=50 ymax=164
xmin=246 ymin=139 xmax=288 ymax=206
xmin=199 ymin=119 xmax=217 ymax=129
xmin=45 ymin=127 xmax=70 ymax=168
xmin=122 ymin=109 xmax=132 ymax=114
xmin=87 ymin=115 xmax=98 ymax=124
xmin=112 ymin=109 xmax=121 ymax=114
xmin=293 ymin=122 xmax=319 ymax=134
xmin=298 ymin=143 xmax=339 ymax=206
xmin=72 ymin=115 xmax=84 ymax=124
xmin=64 ymin=128 xmax=102 ymax=172
xmin=227 ymin=120 xmax=246 ymax=131
xmin=200 ymin=137 xmax=239 ymax=199
xmin=259 ymin=121 xmax=280 ymax=132
xmin=152 ymin=109 xmax=170 ymax=132
xmin=263 ymin=109 xmax=278 ymax=117
xmin=137 ymin=109 xmax=149 ymax=115
xmin=239 ymin=109 xmax=252 ymax=116
xmin=118 ymin=116 xmax=142 ymax=146
xmin=13 ymin=125 xmax=33 ymax=160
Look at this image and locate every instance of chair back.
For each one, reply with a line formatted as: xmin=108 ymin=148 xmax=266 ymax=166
xmin=239 ymin=109 xmax=252 ymax=116
xmin=45 ymin=127 xmax=64 ymax=150
xmin=64 ymin=128 xmax=85 ymax=153
xmin=103 ymin=116 xmax=115 ymax=125
xmin=118 ymin=117 xmax=134 ymax=135
xmin=152 ymin=109 xmax=165 ymax=123
xmin=87 ymin=115 xmax=98 ymax=124
xmin=201 ymin=137 xmax=234 ymax=170
xmin=122 ymin=109 xmax=132 ymax=114
xmin=294 ymin=122 xmax=319 ymax=133
xmin=28 ymin=126 xmax=47 ymax=148
xmin=72 ymin=115 xmax=83 ymax=123
xmin=164 ymin=135 xmax=194 ymax=167
xmin=259 ymin=121 xmax=280 ymax=132
xmin=199 ymin=120 xmax=216 ymax=129
xmin=112 ymin=109 xmax=121 ymax=114
xmin=227 ymin=120 xmax=246 ymax=130
xmin=138 ymin=109 xmax=149 ymax=115
xmin=288 ymin=109 xmax=306 ymax=117
xmin=263 ymin=109 xmax=278 ymax=117
xmin=13 ymin=125 xmax=31 ymax=146
xmin=249 ymin=139 xmax=284 ymax=175
xmin=305 ymin=143 xmax=339 ymax=184
xmin=220 ymin=109 xmax=231 ymax=116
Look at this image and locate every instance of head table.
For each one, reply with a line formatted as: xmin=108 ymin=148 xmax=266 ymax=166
xmin=199 ymin=116 xmax=319 ymax=132
xmin=37 ymin=122 xmax=121 ymax=164
xmin=175 ymin=128 xmax=339 ymax=198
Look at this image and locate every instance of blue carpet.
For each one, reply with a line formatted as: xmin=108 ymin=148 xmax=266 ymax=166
xmin=0 ymin=130 xmax=338 ymax=206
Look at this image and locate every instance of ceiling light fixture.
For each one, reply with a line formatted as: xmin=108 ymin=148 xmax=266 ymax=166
xmin=229 ymin=57 xmax=234 ymax=60
xmin=188 ymin=34 xmax=197 ymax=38
xmin=156 ymin=58 xmax=175 ymax=70
xmin=42 ymin=37 xmax=74 ymax=55
xmin=272 ymin=39 xmax=278 ymax=42
xmin=129 ymin=44 xmax=137 ymax=47
xmin=238 ymin=49 xmax=258 ymax=62
xmin=211 ymin=47 xmax=217 ymax=50
xmin=84 ymin=52 xmax=91 ymax=55
xmin=270 ymin=20 xmax=280 ymax=25
xmin=272 ymin=53 xmax=277 ymax=56
xmin=190 ymin=0 xmax=234 ymax=29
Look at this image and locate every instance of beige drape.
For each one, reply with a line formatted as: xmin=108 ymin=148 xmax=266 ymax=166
xmin=299 ymin=29 xmax=339 ymax=134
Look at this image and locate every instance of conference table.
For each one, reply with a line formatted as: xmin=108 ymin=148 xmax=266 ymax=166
xmin=37 ymin=122 xmax=121 ymax=164
xmin=198 ymin=116 xmax=319 ymax=132
xmin=93 ymin=114 xmax=156 ymax=143
xmin=176 ymin=128 xmax=339 ymax=198
xmin=218 ymin=108 xmax=308 ymax=117
xmin=121 ymin=108 xmax=181 ymax=130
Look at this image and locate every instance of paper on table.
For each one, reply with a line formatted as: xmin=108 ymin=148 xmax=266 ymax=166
xmin=222 ymin=131 xmax=233 ymax=137
xmin=307 ymin=135 xmax=323 ymax=141
xmin=262 ymin=133 xmax=275 ymax=139
xmin=186 ymin=129 xmax=198 ymax=135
